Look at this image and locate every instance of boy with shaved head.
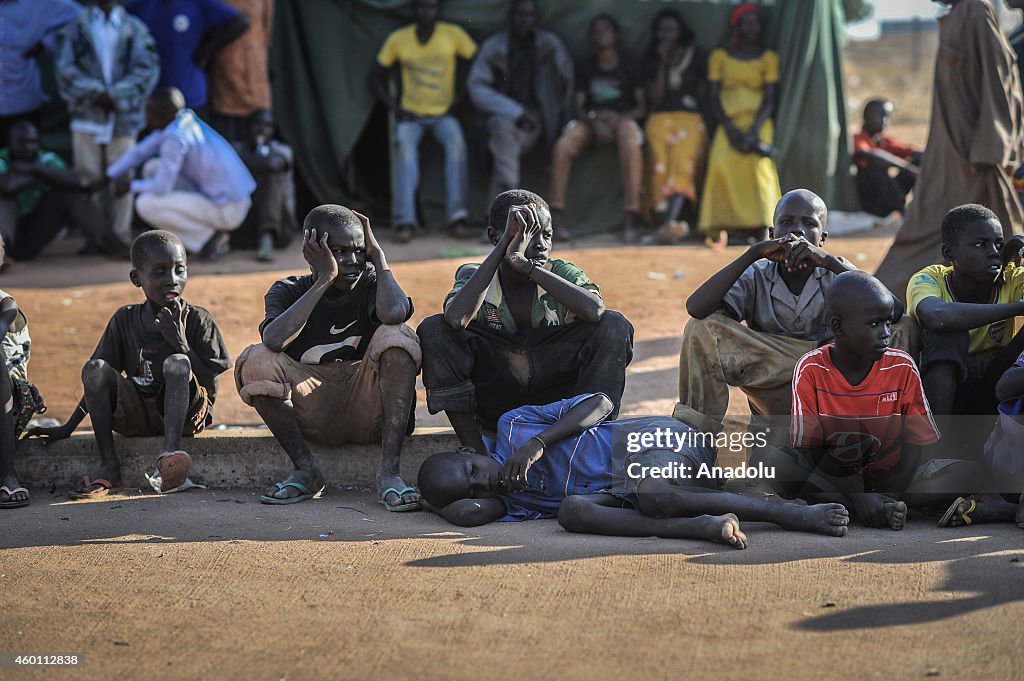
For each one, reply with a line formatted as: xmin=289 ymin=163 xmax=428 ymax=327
xmin=766 ymin=271 xmax=941 ymax=529
xmin=676 ymin=189 xmax=862 ymax=436
xmin=234 ymin=205 xmax=422 ymax=509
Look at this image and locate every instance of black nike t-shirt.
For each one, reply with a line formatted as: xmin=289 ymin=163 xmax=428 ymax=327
xmin=259 ymin=270 xmax=414 ymax=364
xmin=91 ymin=303 xmax=232 ymax=403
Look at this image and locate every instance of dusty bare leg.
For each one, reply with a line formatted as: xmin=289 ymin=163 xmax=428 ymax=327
xmin=81 ymin=359 xmax=123 ymax=486
xmin=636 ymin=479 xmax=849 ymax=537
xmin=557 ymin=494 xmax=747 ymax=549
xmin=378 ymin=348 xmax=419 ymax=508
xmin=0 ymin=361 xmax=25 ymax=504
xmin=251 ymin=394 xmax=325 ymax=500
xmin=160 ymin=354 xmax=190 ymax=453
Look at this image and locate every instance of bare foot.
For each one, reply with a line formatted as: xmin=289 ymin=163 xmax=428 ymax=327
xmin=851 ymin=494 xmax=906 ymax=530
xmin=781 ymin=503 xmax=850 ymax=537
xmin=884 ymin=500 xmax=907 ymax=530
xmin=694 ymin=513 xmax=747 ymax=549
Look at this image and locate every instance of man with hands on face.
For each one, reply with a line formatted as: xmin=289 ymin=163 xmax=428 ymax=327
xmin=28 ymin=230 xmax=232 ymax=498
xmin=675 ymin=189 xmax=878 ymax=436
xmin=418 ymin=189 xmax=634 ymax=457
xmin=234 ymin=205 xmax=423 ymax=509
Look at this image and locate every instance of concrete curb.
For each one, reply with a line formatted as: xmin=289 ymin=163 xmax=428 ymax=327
xmin=14 ymin=427 xmax=459 ymax=491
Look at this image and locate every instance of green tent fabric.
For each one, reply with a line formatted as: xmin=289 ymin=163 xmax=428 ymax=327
xmin=271 ymin=0 xmax=857 ymax=232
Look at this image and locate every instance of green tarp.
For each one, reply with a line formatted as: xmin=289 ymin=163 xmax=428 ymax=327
xmin=271 ymin=0 xmax=857 ymax=231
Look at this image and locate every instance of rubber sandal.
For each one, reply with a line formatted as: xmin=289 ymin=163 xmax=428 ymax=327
xmin=260 ymin=481 xmax=324 ymax=505
xmin=378 ymin=486 xmax=421 ymax=512
xmin=0 ymin=485 xmax=29 ymax=508
xmin=70 ymin=476 xmax=113 ymax=500
xmin=938 ymin=496 xmax=976 ymax=527
xmin=156 ymin=451 xmax=192 ymax=492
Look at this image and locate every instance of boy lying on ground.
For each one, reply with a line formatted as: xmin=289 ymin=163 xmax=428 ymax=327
xmin=418 ymin=392 xmax=851 ymax=550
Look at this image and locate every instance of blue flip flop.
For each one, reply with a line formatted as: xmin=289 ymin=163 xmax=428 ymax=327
xmin=379 ymin=486 xmax=421 ymax=512
xmin=260 ymin=481 xmax=324 ymax=505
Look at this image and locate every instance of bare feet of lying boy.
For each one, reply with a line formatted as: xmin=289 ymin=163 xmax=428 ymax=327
xmin=850 ymin=494 xmax=907 ymax=530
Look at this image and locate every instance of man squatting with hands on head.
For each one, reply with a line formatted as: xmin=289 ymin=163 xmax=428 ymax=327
xmin=234 ymin=205 xmax=422 ymax=509
xmin=417 ymin=189 xmax=634 ymax=456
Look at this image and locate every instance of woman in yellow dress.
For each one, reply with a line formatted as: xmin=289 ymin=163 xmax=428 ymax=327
xmin=642 ymin=9 xmax=708 ymax=245
xmin=699 ymin=3 xmax=782 ymax=244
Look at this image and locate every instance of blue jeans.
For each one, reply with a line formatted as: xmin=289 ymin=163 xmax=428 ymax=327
xmin=394 ymin=114 xmax=469 ymax=226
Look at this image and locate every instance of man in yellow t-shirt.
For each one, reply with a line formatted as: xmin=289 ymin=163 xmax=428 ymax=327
xmin=371 ymin=0 xmax=477 ymax=242
xmin=907 ymin=204 xmax=1024 ymax=418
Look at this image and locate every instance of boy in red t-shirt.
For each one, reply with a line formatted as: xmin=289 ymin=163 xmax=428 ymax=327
xmin=766 ymin=271 xmax=941 ymax=529
xmin=853 ymin=99 xmax=922 ymax=218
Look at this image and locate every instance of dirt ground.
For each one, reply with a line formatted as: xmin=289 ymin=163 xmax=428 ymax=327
xmin=2 ymin=490 xmax=1022 ymax=681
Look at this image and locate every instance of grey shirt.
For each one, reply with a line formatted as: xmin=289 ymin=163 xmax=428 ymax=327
xmin=720 ymin=259 xmax=853 ymax=342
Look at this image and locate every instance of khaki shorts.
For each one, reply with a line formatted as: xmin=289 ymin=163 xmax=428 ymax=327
xmin=112 ymin=372 xmax=211 ymax=437
xmin=234 ymin=324 xmax=421 ymax=446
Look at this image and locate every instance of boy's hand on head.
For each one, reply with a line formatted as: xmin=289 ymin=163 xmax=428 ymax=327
xmin=154 ymin=298 xmax=190 ymax=352
xmin=303 ymin=228 xmax=339 ymax=284
xmin=504 ymin=204 xmax=541 ymax=275
xmin=503 ymin=437 xmax=545 ymax=491
xmin=499 ymin=203 xmax=524 ymax=247
xmin=25 ymin=422 xmax=73 ymax=444
xmin=351 ymin=210 xmax=384 ymax=263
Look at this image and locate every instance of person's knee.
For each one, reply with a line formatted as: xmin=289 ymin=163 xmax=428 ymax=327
xmin=162 ymin=353 xmax=191 ymax=381
xmin=396 ymin=131 xmax=421 ymax=161
xmin=554 ymin=130 xmax=583 ymax=159
xmin=81 ymin=359 xmax=116 ymax=391
xmin=379 ymin=346 xmax=418 ymax=378
xmin=596 ymin=310 xmax=632 ymax=335
xmin=557 ymin=495 xmax=592 ymax=532
xmin=135 ymin=193 xmax=158 ymax=223
xmin=417 ymin=313 xmax=456 ymax=345
xmin=616 ymin=119 xmax=643 ymax=148
xmin=635 ymin=478 xmax=678 ymax=517
xmin=442 ymin=128 xmax=467 ymax=156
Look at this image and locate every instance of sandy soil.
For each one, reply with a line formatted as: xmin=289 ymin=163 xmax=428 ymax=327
xmin=2 ymin=489 xmax=1022 ymax=681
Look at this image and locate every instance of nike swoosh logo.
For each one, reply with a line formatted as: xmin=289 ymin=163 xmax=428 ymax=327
xmin=329 ymin=320 xmax=357 ymax=335
xmin=299 ymin=337 xmax=363 ymax=364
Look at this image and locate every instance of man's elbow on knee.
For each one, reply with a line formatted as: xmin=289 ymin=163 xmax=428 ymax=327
xmin=581 ymin=301 xmax=605 ymax=323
